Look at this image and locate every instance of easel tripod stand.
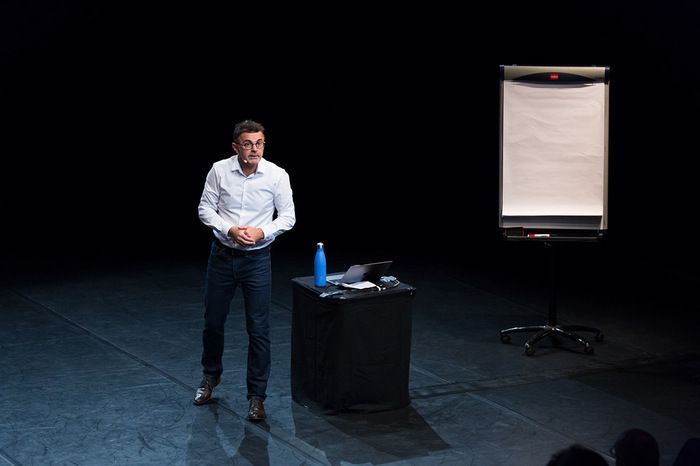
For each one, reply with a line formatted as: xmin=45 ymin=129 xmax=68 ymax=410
xmin=499 ymin=238 xmax=604 ymax=356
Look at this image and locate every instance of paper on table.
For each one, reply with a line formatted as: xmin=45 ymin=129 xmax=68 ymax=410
xmin=340 ymin=281 xmax=380 ymax=290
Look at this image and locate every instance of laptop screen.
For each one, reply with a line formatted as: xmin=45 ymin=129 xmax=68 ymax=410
xmin=327 ymin=261 xmax=392 ymax=284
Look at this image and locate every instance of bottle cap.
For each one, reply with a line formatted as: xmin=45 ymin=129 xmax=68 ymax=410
xmin=317 ymin=242 xmax=324 ymax=247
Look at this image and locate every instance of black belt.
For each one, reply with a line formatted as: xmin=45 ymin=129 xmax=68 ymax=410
xmin=215 ymin=239 xmax=270 ymax=257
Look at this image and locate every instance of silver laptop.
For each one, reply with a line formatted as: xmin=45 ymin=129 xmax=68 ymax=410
xmin=326 ymin=261 xmax=392 ymax=284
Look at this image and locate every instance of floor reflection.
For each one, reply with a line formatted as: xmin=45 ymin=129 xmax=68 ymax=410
xmin=186 ymin=401 xmax=270 ymax=466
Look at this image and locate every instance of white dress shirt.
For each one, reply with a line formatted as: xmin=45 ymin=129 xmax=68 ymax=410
xmin=198 ymin=156 xmax=296 ymax=250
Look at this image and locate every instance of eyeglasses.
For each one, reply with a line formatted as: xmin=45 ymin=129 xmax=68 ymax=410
xmin=237 ymin=140 xmax=265 ymax=150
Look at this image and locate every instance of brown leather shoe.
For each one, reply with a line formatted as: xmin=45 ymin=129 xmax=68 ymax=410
xmin=247 ymin=398 xmax=266 ymax=421
xmin=193 ymin=375 xmax=220 ymax=405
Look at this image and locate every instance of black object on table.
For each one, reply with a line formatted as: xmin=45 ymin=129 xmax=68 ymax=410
xmin=291 ymin=276 xmax=416 ymax=413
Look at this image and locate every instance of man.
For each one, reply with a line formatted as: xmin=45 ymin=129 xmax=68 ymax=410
xmin=546 ymin=444 xmax=608 ymax=466
xmin=194 ymin=119 xmax=296 ymax=421
xmin=612 ymin=428 xmax=659 ymax=466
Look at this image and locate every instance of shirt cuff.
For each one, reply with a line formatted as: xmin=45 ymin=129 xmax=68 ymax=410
xmin=220 ymin=222 xmax=235 ymax=237
xmin=260 ymin=224 xmax=274 ymax=239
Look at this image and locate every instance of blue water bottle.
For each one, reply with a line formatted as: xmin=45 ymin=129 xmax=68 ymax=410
xmin=314 ymin=242 xmax=326 ymax=287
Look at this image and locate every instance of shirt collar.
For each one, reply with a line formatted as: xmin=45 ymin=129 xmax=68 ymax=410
xmin=231 ymin=155 xmax=267 ymax=175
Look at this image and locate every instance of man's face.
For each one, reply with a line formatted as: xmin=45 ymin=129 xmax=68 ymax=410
xmin=233 ymin=131 xmax=265 ymax=167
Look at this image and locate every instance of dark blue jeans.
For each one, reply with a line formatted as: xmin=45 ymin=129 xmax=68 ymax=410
xmin=201 ymin=240 xmax=272 ymax=400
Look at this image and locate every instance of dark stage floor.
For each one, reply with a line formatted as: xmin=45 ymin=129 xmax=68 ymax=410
xmin=2 ymin=245 xmax=699 ymax=465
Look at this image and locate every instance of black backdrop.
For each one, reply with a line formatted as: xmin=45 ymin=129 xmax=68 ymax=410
xmin=2 ymin=2 xmax=699 ymax=277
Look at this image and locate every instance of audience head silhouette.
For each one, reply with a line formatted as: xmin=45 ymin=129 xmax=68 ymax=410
xmin=546 ymin=444 xmax=608 ymax=466
xmin=612 ymin=428 xmax=659 ymax=466
xmin=673 ymin=437 xmax=700 ymax=466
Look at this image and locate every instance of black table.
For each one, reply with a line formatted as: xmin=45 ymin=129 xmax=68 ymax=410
xmin=290 ymin=276 xmax=416 ymax=413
